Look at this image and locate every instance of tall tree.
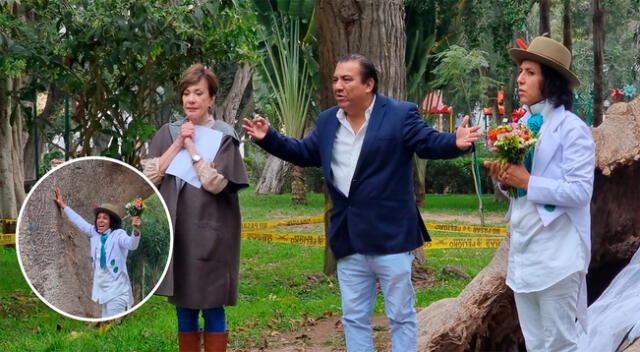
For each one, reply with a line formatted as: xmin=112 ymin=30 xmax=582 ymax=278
xmin=0 ymin=2 xmax=27 ymax=219
xmin=592 ymin=0 xmax=605 ymax=127
xmin=563 ymin=0 xmax=572 ymax=52
xmin=539 ymin=0 xmax=551 ymax=35
xmin=316 ymin=0 xmax=406 ymax=274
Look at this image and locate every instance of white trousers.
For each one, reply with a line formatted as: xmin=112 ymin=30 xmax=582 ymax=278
xmin=100 ymin=294 xmax=129 ymax=318
xmin=514 ymin=272 xmax=581 ymax=352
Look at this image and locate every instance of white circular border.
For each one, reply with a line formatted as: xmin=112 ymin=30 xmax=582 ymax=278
xmin=15 ymin=156 xmax=174 ymax=322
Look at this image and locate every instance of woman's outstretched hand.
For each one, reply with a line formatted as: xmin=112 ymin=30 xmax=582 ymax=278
xmin=54 ymin=188 xmax=66 ymax=209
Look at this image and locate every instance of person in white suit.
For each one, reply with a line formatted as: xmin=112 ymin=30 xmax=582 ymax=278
xmin=484 ymin=36 xmax=595 ymax=352
xmin=54 ymin=188 xmax=141 ymax=318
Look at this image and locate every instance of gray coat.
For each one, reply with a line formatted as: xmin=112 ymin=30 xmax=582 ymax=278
xmin=151 ymin=119 xmax=248 ymax=309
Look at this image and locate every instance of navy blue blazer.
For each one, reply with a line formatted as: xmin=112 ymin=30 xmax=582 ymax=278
xmin=256 ymin=94 xmax=468 ymax=259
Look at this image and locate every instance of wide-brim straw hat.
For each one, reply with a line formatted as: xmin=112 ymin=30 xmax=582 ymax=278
xmin=94 ymin=203 xmax=122 ymax=223
xmin=509 ymin=36 xmax=580 ymax=87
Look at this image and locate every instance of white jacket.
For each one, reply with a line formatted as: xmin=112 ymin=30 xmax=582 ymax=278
xmin=64 ymin=207 xmax=140 ymax=305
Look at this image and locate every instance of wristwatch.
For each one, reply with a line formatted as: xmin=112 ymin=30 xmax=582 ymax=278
xmin=191 ymin=154 xmax=202 ymax=164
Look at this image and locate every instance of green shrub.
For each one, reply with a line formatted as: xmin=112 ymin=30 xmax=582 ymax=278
xmin=424 ymin=156 xmax=495 ymax=194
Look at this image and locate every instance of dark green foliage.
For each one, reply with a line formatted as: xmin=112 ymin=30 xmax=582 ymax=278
xmin=126 ymin=193 xmax=171 ymax=302
xmin=424 ymin=157 xmax=495 ymax=194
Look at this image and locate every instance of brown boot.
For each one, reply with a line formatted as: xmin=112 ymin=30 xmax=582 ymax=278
xmin=178 ymin=331 xmax=201 ymax=352
xmin=203 ymin=331 xmax=228 ymax=352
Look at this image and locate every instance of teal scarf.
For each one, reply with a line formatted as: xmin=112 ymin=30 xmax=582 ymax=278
xmin=99 ymin=229 xmax=112 ymax=269
xmin=517 ymin=113 xmax=543 ymax=197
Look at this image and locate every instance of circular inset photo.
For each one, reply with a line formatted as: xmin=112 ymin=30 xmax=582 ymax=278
xmin=16 ymin=156 xmax=173 ymax=321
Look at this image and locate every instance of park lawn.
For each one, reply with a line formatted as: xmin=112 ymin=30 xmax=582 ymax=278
xmin=1 ymin=191 xmax=506 ymax=351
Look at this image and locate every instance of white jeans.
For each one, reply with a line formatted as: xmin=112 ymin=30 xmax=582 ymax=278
xmin=101 ymin=294 xmax=129 ymax=318
xmin=514 ymin=272 xmax=581 ymax=352
xmin=337 ymin=252 xmax=417 ymax=352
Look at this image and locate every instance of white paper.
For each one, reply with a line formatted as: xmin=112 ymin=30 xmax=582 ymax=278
xmin=166 ymin=126 xmax=224 ymax=188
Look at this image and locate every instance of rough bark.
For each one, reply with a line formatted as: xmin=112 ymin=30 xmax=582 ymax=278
xmin=414 ymin=158 xmax=427 ymax=208
xmin=18 ymin=159 xmax=154 ymax=318
xmin=316 ymin=0 xmax=406 ymax=275
xmin=588 ymin=97 xmax=640 ymax=300
xmin=316 ymin=0 xmax=406 ymax=104
xmin=290 ymin=165 xmax=307 ymax=204
xmin=563 ymin=0 xmax=573 ymax=53
xmin=254 ymin=155 xmax=291 ymax=195
xmin=323 ymin=184 xmax=337 ymax=275
xmin=0 ymin=77 xmax=27 ymax=220
xmin=539 ymin=0 xmax=551 ymax=36
xmin=592 ymin=0 xmax=605 ymax=127
xmin=417 ymin=97 xmax=640 ymax=351
xmin=213 ymin=63 xmax=254 ymax=125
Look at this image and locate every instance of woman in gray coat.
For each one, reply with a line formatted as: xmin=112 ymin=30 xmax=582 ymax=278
xmin=142 ymin=63 xmax=248 ymax=352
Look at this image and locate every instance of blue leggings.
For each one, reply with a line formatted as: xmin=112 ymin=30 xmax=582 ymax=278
xmin=176 ymin=306 xmax=226 ymax=332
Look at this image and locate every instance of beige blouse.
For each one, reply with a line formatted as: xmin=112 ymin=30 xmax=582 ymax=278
xmin=141 ymin=117 xmax=229 ymax=194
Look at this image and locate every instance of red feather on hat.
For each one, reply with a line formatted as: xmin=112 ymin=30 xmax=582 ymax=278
xmin=516 ymin=38 xmax=528 ymax=50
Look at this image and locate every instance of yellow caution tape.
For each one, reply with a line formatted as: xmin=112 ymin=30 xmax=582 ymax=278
xmin=242 ymin=231 xmax=326 ymax=247
xmin=242 ymin=216 xmax=325 ymax=231
xmin=425 ymin=223 xmax=507 ymax=236
xmin=423 ymin=236 xmax=504 ymax=249
xmin=242 ymin=231 xmax=502 ymax=250
xmin=0 ymin=234 xmax=16 ymax=246
xmin=243 ymin=217 xmax=507 ymax=236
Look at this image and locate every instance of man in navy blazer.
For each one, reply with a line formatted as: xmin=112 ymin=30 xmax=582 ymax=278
xmin=244 ymin=54 xmax=480 ymax=352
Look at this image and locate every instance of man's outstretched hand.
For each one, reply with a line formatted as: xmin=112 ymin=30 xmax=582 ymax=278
xmin=455 ymin=115 xmax=481 ymax=149
xmin=242 ymin=116 xmax=269 ymax=141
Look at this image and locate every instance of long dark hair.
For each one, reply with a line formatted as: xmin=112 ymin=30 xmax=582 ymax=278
xmin=94 ymin=212 xmax=121 ymax=232
xmin=540 ymin=64 xmax=574 ymax=111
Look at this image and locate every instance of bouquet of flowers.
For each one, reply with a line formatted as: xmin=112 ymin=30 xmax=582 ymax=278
xmin=125 ymin=198 xmax=145 ymax=217
xmin=487 ymin=122 xmax=538 ymax=197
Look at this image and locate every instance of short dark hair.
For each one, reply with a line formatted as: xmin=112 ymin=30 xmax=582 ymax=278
xmin=177 ymin=63 xmax=219 ymax=104
xmin=94 ymin=212 xmax=121 ymax=232
xmin=337 ymin=53 xmax=379 ymax=94
xmin=540 ymin=64 xmax=573 ymax=111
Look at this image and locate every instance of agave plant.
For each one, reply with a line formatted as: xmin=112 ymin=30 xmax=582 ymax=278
xmin=260 ymin=15 xmax=314 ymax=204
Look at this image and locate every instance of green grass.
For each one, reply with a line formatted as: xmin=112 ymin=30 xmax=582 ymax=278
xmin=421 ymin=194 xmax=508 ymax=214
xmin=1 ymin=191 xmax=504 ymax=351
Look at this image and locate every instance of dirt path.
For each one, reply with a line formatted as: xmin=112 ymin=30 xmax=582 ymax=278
xmin=242 ymin=313 xmax=397 ymax=352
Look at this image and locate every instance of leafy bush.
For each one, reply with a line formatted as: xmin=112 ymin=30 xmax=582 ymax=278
xmin=424 ymin=156 xmax=495 ymax=194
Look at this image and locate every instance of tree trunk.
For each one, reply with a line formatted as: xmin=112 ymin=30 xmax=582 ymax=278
xmin=254 ymin=155 xmax=291 ymax=195
xmin=316 ymin=0 xmax=406 ymax=104
xmin=414 ymin=157 xmax=427 ymax=208
xmin=592 ymin=0 xmax=605 ymax=127
xmin=317 ymin=0 xmax=406 ymax=275
xmin=290 ymin=165 xmax=307 ymax=204
xmin=563 ymin=0 xmax=572 ymax=53
xmin=213 ymin=63 xmax=254 ymax=125
xmin=539 ymin=0 xmax=551 ymax=36
xmin=0 ymin=77 xmax=27 ymax=220
xmin=416 ymin=98 xmax=640 ymax=351
xmin=24 ymin=84 xmax=65 ymax=183
xmin=18 ymin=159 xmax=155 ymax=318
xmin=323 ymin=185 xmax=337 ymax=275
